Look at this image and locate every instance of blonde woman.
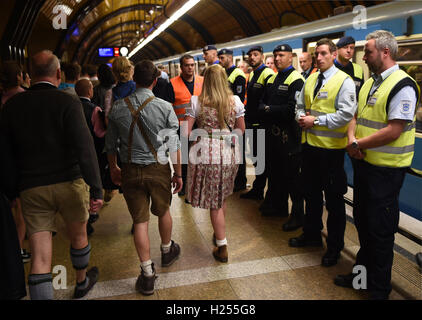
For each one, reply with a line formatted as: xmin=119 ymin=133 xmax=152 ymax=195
xmin=111 ymin=56 xmax=136 ymax=102
xmin=185 ymin=64 xmax=245 ymax=262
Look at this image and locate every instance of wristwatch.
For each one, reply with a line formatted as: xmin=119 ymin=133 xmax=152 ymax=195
xmin=351 ymin=140 xmax=359 ymax=149
xmin=313 ymin=118 xmax=319 ymax=126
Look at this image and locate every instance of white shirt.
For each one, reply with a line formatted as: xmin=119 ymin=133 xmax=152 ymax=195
xmin=295 ymin=64 xmax=357 ymax=129
xmin=186 ymin=95 xmax=245 ymax=119
xmin=369 ymin=64 xmax=417 ymax=122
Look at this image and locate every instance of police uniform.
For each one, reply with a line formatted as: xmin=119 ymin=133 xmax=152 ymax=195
xmin=203 ymin=45 xmax=220 ymax=65
xmin=218 ymin=49 xmax=247 ymax=103
xmin=335 ymin=36 xmax=364 ymax=94
xmin=218 ymin=48 xmax=247 ymax=190
xmin=259 ymin=44 xmax=305 ymax=228
xmin=290 ymin=64 xmax=357 ymax=265
xmin=351 ymin=64 xmax=419 ymax=299
xmin=240 ymin=46 xmax=275 ymax=199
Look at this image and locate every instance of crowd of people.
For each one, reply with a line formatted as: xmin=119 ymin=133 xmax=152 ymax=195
xmin=0 ymin=29 xmax=420 ymax=301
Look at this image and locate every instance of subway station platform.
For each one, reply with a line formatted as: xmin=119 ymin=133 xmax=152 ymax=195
xmin=21 ymin=169 xmax=420 ymax=301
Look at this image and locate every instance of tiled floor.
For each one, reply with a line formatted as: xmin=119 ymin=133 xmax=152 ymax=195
xmin=22 ymin=177 xmax=417 ymax=300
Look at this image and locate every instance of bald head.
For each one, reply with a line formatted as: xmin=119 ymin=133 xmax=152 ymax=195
xmin=75 ymin=79 xmax=93 ymax=98
xmin=31 ymin=50 xmax=61 ymax=86
xmin=299 ymin=52 xmax=313 ymax=72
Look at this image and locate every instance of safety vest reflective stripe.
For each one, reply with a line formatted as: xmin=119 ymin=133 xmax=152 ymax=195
xmin=173 ymin=103 xmax=189 ymax=110
xmin=356 ymin=118 xmax=416 ymax=132
xmin=305 ymin=109 xmax=326 ymax=117
xmin=356 ymin=68 xmax=420 ymax=167
xmin=370 ymin=144 xmax=414 ymax=154
xmin=306 ymin=129 xmax=347 ymax=139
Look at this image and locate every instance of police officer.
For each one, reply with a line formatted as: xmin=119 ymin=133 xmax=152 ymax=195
xmin=290 ymin=38 xmax=357 ymax=268
xmin=335 ymin=36 xmax=364 ymax=94
xmin=203 ymin=45 xmax=219 ymax=65
xmin=335 ymin=30 xmax=419 ymax=300
xmin=240 ymin=45 xmax=275 ymax=200
xmin=218 ymin=48 xmax=247 ymax=191
xmin=258 ymin=44 xmax=305 ymax=231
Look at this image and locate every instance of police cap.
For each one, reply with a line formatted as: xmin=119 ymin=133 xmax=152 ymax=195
xmin=273 ymin=44 xmax=292 ymax=54
xmin=336 ymin=36 xmax=355 ymax=48
xmin=203 ymin=45 xmax=217 ymax=52
xmin=218 ymin=48 xmax=233 ymax=56
xmin=247 ymin=46 xmax=263 ymax=55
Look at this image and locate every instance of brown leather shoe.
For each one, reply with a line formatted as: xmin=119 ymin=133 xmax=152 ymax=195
xmin=212 ymin=245 xmax=228 ymax=263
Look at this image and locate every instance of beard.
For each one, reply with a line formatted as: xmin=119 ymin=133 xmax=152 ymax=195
xmin=250 ymin=60 xmax=261 ymax=68
xmin=367 ymin=53 xmax=383 ymax=74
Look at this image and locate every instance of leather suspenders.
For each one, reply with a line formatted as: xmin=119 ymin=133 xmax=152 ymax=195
xmin=124 ymin=96 xmax=158 ymax=163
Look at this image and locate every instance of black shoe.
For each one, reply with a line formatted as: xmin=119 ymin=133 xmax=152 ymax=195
xmin=136 ymin=263 xmax=157 ymax=296
xmin=73 ymin=267 xmax=99 ymax=299
xmin=240 ymin=189 xmax=264 ymax=200
xmin=334 ymin=272 xmax=355 ymax=288
xmin=288 ymin=233 xmax=322 ymax=247
xmin=282 ymin=214 xmax=304 ymax=232
xmin=86 ymin=222 xmax=94 ymax=236
xmin=185 ymin=198 xmax=190 ymax=204
xmin=321 ymin=250 xmax=340 ymax=267
xmin=161 ymin=241 xmax=181 ymax=267
xmin=233 ymin=184 xmax=247 ymax=192
xmin=88 ymin=213 xmax=99 ymax=224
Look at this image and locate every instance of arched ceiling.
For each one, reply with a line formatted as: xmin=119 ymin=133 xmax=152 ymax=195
xmin=36 ymin=0 xmax=389 ymax=64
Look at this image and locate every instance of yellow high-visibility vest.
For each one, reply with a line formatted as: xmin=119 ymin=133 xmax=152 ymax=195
xmin=267 ymin=69 xmax=304 ymax=86
xmin=302 ymin=69 xmax=350 ymax=149
xmin=356 ymin=69 xmax=420 ymax=167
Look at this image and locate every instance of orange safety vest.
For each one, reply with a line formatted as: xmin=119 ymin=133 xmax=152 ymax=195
xmin=170 ymin=75 xmax=203 ymax=122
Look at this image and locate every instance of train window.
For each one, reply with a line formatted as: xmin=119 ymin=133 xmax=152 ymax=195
xmin=397 ymin=42 xmax=422 ymax=62
xmin=397 ymin=42 xmax=422 ymax=133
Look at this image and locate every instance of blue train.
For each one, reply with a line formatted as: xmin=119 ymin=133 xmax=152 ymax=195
xmin=154 ymin=0 xmax=422 ymax=240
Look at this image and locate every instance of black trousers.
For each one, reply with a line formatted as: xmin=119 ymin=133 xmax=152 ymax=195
xmin=352 ymin=159 xmax=406 ymax=298
xmin=246 ymin=123 xmax=267 ymax=192
xmin=234 ymin=130 xmax=247 ymax=188
xmin=263 ymin=131 xmax=304 ymax=214
xmin=0 ymin=193 xmax=26 ymax=299
xmin=302 ymin=144 xmax=347 ymax=252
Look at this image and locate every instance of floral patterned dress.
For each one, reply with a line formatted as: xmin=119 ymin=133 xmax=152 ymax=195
xmin=186 ymin=95 xmax=245 ymax=209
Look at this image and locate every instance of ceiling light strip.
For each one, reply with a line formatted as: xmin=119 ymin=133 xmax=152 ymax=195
xmin=128 ymin=0 xmax=201 ymax=58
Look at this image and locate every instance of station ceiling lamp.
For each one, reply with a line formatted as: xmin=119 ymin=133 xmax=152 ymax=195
xmin=120 ymin=46 xmax=129 ymax=57
xmin=128 ymin=0 xmax=202 ymax=58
